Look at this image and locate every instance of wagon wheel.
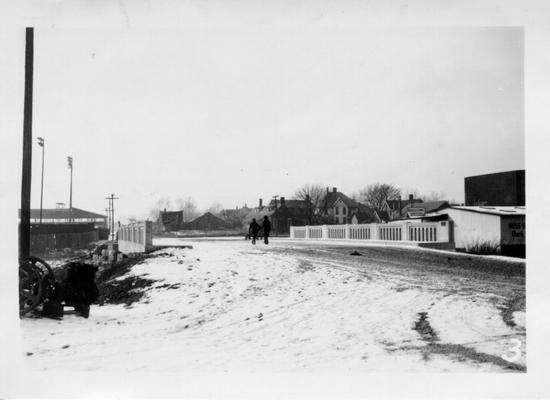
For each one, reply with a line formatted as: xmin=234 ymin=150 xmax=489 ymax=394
xmin=19 ymin=257 xmax=54 ymax=316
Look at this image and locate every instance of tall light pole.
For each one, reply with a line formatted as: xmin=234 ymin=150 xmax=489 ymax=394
xmin=37 ymin=137 xmax=44 ymax=224
xmin=67 ymin=156 xmax=73 ymax=222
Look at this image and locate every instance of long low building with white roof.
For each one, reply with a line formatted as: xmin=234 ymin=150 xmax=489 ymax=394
xmin=429 ymin=205 xmax=525 ymax=257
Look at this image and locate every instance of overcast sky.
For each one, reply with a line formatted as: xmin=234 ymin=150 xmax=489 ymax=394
xmin=4 ymin=25 xmax=523 ymax=221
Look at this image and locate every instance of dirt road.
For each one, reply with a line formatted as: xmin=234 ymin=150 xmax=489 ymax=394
xmin=270 ymin=240 xmax=526 ymax=371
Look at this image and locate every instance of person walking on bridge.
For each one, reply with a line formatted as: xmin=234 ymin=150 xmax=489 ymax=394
xmin=249 ymin=218 xmax=260 ymax=245
xmin=262 ymin=215 xmax=271 ymax=245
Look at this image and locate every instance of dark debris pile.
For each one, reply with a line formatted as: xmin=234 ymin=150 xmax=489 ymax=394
xmin=96 ymin=275 xmax=158 ymax=306
xmin=95 ymin=254 xmax=158 ymax=306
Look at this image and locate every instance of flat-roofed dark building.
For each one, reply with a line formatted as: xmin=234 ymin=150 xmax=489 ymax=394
xmin=465 ymin=170 xmax=525 ymax=206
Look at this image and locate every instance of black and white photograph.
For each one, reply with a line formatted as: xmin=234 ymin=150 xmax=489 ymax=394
xmin=1 ymin=1 xmax=549 ymax=398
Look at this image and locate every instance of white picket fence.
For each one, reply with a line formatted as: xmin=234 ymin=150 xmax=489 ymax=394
xmin=290 ymin=221 xmax=450 ymax=244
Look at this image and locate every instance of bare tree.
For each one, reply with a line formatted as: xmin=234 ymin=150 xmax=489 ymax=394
xmin=148 ymin=197 xmax=172 ymax=222
xmin=294 ymin=183 xmax=327 ymax=222
xmin=359 ymin=183 xmax=401 ymax=210
xmin=400 ymin=187 xmax=421 ymax=200
xmin=402 ymin=189 xmax=447 ymax=202
xmin=149 ymin=196 xmax=200 ymax=224
xmin=349 ymin=191 xmax=360 ymax=202
xmin=175 ymin=197 xmax=200 ymax=222
xmin=205 ymin=202 xmax=224 ymax=216
xmin=421 ymin=191 xmax=447 ymax=202
xmin=148 ymin=197 xmax=173 ymax=232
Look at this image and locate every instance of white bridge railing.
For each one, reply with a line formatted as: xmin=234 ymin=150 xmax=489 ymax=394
xmin=117 ymin=220 xmax=154 ymax=253
xmin=290 ymin=221 xmax=450 ymax=244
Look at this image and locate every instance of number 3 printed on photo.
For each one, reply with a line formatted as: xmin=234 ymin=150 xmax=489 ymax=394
xmin=502 ymin=339 xmax=522 ymax=362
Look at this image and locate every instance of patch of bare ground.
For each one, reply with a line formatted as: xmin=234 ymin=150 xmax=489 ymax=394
xmin=95 ymin=253 xmax=162 ymax=306
xmin=414 ymin=312 xmax=439 ymax=342
xmin=498 ymin=292 xmax=526 ymax=328
xmin=409 ymin=311 xmax=525 ymax=372
xmin=423 ymin=343 xmax=525 ymax=372
xmin=296 ymin=259 xmax=315 ymax=273
xmin=95 ymin=254 xmax=148 ymax=285
xmin=96 ymin=276 xmax=158 ymax=306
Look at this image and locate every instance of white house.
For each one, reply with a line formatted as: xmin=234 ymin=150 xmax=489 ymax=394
xmin=322 ymin=187 xmax=381 ymax=225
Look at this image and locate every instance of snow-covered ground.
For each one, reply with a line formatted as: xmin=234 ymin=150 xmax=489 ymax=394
xmin=20 ymin=238 xmax=526 ymax=372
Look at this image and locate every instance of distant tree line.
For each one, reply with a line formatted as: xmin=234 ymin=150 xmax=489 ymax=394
xmin=146 ymin=182 xmax=451 ymax=228
xmin=294 ymin=182 xmax=450 ymax=210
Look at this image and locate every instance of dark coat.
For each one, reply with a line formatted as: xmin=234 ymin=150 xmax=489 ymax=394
xmin=262 ymin=218 xmax=271 ymax=234
xmin=249 ymin=220 xmax=260 ymax=235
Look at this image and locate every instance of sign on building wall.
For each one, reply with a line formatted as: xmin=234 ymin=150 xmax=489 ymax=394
xmin=501 ymin=218 xmax=526 ymax=245
xmin=407 ymin=207 xmax=426 ymax=218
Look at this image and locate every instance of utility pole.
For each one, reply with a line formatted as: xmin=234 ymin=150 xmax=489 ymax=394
xmin=104 ymin=207 xmax=110 ymax=232
xmin=67 ymin=156 xmax=73 ymax=221
xmin=19 ymin=27 xmax=34 ymax=260
xmin=272 ymin=195 xmax=279 ymax=209
xmin=37 ymin=137 xmax=44 ymax=224
xmin=105 ymin=194 xmax=119 ymax=240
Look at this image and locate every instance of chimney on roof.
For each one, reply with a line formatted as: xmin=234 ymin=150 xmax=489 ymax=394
xmin=164 ymin=208 xmax=166 ymax=213
xmin=333 ymin=187 xmax=337 ymax=193
xmin=280 ymin=197 xmax=285 ymax=206
xmin=259 ymin=198 xmax=263 ymax=208
xmin=305 ymin=194 xmax=310 ymax=203
xmin=409 ymin=194 xmax=414 ymax=207
xmin=326 ymin=187 xmax=329 ymax=194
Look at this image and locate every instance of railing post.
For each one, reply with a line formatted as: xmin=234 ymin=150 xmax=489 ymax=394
xmin=322 ymin=225 xmax=328 ymax=240
xmin=402 ymin=221 xmax=409 ymax=241
xmin=439 ymin=221 xmax=449 ymax=243
xmin=371 ymin=223 xmax=379 ymax=240
xmin=345 ymin=224 xmax=350 ymax=240
xmin=305 ymin=225 xmax=310 ymax=239
xmin=290 ymin=226 xmax=295 ymax=239
xmin=145 ymin=220 xmax=153 ymax=250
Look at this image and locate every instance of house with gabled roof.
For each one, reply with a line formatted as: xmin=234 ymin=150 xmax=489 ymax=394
xmin=270 ymin=197 xmax=312 ymax=233
xmin=321 ymin=187 xmax=382 ymax=225
xmin=219 ymin=205 xmax=251 ymax=229
xmin=350 ymin=203 xmax=384 ymax=224
xmin=159 ymin=210 xmax=184 ymax=231
xmin=182 ymin=212 xmax=227 ymax=231
xmin=242 ymin=199 xmax=273 ymax=233
xmin=243 ymin=197 xmax=312 ymax=235
xmin=380 ymin=195 xmax=423 ymax=220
